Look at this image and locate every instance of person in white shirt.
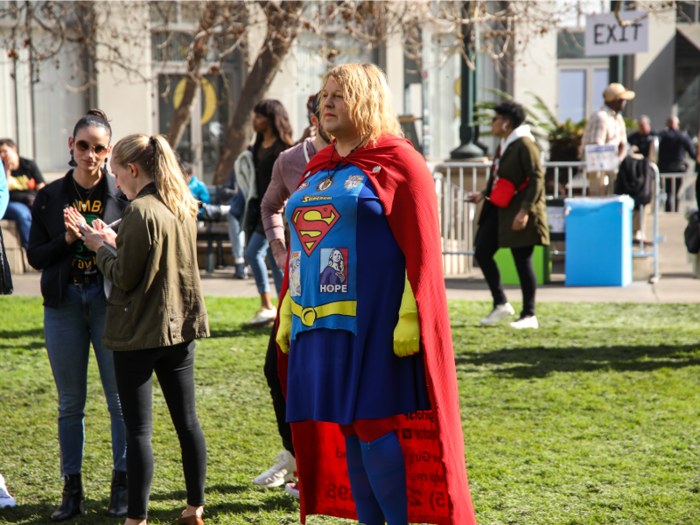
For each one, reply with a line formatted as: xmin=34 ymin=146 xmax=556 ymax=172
xmin=580 ymin=83 xmax=634 ymax=195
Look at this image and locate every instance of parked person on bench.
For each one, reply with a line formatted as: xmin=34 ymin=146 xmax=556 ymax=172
xmin=0 ymin=138 xmax=45 ymax=248
xmin=182 ymin=161 xmax=210 ymax=219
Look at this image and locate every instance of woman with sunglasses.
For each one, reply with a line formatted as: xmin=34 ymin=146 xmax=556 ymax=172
xmin=27 ymin=109 xmax=129 ymax=521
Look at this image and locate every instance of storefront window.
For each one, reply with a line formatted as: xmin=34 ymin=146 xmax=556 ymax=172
xmin=33 ymin=47 xmax=87 ymax=171
xmin=559 ymin=70 xmax=586 ymax=122
xmin=158 ymin=73 xmax=232 ymax=184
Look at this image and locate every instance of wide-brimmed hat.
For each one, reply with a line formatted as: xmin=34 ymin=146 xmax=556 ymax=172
xmin=603 ymin=83 xmax=635 ymax=102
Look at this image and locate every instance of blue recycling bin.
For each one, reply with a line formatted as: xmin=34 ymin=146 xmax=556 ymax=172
xmin=564 ymin=196 xmax=634 ymax=287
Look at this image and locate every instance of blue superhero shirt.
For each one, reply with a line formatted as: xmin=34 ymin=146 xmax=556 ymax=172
xmin=286 ymin=164 xmax=367 ymax=337
xmin=284 ymin=163 xmax=431 ymax=425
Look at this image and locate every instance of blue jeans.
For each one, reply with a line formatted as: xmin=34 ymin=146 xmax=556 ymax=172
xmin=44 ymin=283 xmax=127 ymax=476
xmin=245 ymin=231 xmax=283 ymax=296
xmin=3 ymin=201 xmax=31 ymax=248
xmin=226 ymin=213 xmax=245 ymax=264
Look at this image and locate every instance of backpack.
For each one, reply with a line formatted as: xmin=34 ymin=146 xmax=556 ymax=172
xmin=0 ymin=224 xmax=13 ymax=295
xmin=685 ymin=211 xmax=700 ymax=254
xmin=614 ymin=156 xmax=653 ymax=208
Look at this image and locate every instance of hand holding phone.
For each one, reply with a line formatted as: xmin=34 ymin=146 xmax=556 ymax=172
xmin=466 ymin=192 xmax=484 ymax=204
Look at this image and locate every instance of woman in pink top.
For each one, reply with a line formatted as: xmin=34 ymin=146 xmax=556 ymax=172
xmin=252 ymin=94 xmax=329 ymax=496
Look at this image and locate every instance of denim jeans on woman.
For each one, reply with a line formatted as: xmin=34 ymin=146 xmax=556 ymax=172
xmin=226 ymin=213 xmax=245 ymax=263
xmin=245 ymin=231 xmax=283 ymax=296
xmin=44 ymin=282 xmax=127 ymax=476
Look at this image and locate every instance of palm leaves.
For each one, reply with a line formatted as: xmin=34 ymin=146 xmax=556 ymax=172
xmin=474 ymin=88 xmax=587 ymax=141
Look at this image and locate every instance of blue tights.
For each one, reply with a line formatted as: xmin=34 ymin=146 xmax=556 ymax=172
xmin=345 ymin=432 xmax=408 ymax=525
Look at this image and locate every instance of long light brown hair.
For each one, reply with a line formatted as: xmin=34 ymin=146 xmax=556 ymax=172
xmin=111 ymin=134 xmax=198 ymax=220
xmin=321 ymin=63 xmax=403 ymax=146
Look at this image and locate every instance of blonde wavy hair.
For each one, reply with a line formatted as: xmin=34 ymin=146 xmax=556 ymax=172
xmin=321 ymin=63 xmax=403 ymax=146
xmin=111 ymin=134 xmax=198 ymax=221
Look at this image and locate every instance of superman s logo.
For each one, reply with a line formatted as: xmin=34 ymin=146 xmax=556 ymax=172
xmin=291 ymin=205 xmax=341 ymax=256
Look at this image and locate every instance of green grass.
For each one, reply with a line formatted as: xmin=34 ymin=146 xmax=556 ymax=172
xmin=0 ymin=297 xmax=699 ymax=524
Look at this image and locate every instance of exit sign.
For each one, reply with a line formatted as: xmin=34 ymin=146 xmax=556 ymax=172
xmin=585 ymin=11 xmax=649 ymax=56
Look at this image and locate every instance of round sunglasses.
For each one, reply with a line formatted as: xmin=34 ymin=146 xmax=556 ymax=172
xmin=75 ymin=140 xmax=108 ymax=155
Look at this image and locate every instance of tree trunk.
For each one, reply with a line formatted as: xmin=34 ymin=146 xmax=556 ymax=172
xmin=165 ymin=2 xmax=219 ymax=149
xmin=213 ymin=1 xmax=303 ymax=184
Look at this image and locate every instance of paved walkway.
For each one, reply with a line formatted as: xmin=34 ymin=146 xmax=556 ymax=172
xmin=10 ymin=214 xmax=700 ymax=303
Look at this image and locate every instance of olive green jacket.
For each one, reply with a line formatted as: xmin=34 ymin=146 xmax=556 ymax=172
xmin=96 ymin=184 xmax=209 ymax=351
xmin=478 ymin=136 xmax=550 ymax=248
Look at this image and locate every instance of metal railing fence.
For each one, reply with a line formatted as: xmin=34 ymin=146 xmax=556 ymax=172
xmin=433 ymin=160 xmax=662 ymax=280
xmin=658 ymin=172 xmax=697 ymax=213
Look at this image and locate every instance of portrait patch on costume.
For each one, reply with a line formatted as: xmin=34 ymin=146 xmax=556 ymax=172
xmin=316 ymin=177 xmax=334 ymax=192
xmin=319 ymin=248 xmax=349 ymax=294
xmin=296 ymin=181 xmax=309 ymax=192
xmin=289 ymin=251 xmax=302 ymax=297
xmin=291 ymin=204 xmax=341 ymax=256
xmin=344 ymin=175 xmax=365 ymax=190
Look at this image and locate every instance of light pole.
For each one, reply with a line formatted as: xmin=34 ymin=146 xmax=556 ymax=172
xmin=451 ymin=2 xmax=487 ymax=159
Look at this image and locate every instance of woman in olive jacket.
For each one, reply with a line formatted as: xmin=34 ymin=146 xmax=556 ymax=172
xmin=81 ymin=134 xmax=209 ymax=525
xmin=469 ymin=101 xmax=549 ymax=329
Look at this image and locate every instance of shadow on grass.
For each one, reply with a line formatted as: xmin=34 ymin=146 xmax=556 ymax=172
xmin=145 ymin=484 xmax=248 ymax=501
xmin=0 ymin=340 xmax=46 ymax=351
xmin=455 ymin=344 xmax=700 ymax=378
xmin=209 ymin=325 xmax=273 ymax=339
xmin=0 ymin=328 xmax=44 ymax=339
xmin=0 ymin=487 xmax=292 ymax=524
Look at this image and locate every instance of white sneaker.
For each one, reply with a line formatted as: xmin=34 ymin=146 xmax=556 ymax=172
xmin=509 ymin=315 xmax=538 ymax=329
xmin=248 ymin=307 xmax=277 ymax=327
xmin=480 ymin=303 xmax=515 ymax=325
xmin=284 ymin=482 xmax=300 ymax=498
xmin=253 ymin=451 xmax=296 ymax=488
xmin=0 ymin=474 xmax=16 ymax=508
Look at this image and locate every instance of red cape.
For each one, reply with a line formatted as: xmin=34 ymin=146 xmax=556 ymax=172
xmin=277 ymin=135 xmax=477 ymax=525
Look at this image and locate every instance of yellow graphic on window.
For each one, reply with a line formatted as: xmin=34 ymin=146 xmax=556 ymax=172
xmin=173 ymin=77 xmax=217 ymax=125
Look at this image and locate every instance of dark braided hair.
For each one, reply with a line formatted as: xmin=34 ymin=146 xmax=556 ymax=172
xmin=69 ymin=109 xmax=112 ymax=167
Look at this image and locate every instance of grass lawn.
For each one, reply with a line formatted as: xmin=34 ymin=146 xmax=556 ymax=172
xmin=0 ymin=296 xmax=698 ymax=525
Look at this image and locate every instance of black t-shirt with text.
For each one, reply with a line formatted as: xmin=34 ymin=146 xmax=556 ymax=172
xmin=8 ymin=157 xmax=45 ymax=205
xmin=68 ymin=173 xmax=107 ymax=278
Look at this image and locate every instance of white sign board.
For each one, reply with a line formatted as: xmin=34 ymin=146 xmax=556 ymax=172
xmin=585 ymin=11 xmax=649 ymax=56
xmin=585 ymin=144 xmax=619 ymax=172
xmin=547 ymin=206 xmax=566 ymax=234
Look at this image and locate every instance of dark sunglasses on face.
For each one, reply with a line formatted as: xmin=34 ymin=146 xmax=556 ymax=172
xmin=75 ymin=140 xmax=108 ymax=155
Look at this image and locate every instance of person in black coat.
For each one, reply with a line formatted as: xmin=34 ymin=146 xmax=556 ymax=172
xmin=27 ymin=110 xmax=129 ymax=521
xmin=657 ymin=116 xmax=697 ymax=211
xmin=627 ymin=115 xmax=656 ymax=159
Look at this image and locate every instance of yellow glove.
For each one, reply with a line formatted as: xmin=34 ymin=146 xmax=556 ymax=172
xmin=393 ymin=274 xmax=420 ymax=357
xmin=276 ymin=293 xmax=293 ymax=354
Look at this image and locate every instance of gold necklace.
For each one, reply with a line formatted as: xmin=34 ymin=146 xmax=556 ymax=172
xmin=72 ymin=171 xmax=101 ymax=203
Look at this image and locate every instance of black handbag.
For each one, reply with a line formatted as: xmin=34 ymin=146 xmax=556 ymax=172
xmin=0 ymin=223 xmax=13 ymax=295
xmin=685 ymin=211 xmax=700 ymax=254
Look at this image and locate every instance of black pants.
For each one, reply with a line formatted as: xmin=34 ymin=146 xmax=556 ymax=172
xmin=264 ymin=329 xmax=295 ymax=456
xmin=113 ymin=341 xmax=207 ymax=520
xmin=665 ymin=175 xmax=684 ymax=212
xmin=474 ymin=209 xmax=537 ymax=317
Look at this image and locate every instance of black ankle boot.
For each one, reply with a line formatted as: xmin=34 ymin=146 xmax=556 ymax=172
xmin=106 ymin=470 xmax=128 ymax=517
xmin=51 ymin=474 xmax=85 ymax=522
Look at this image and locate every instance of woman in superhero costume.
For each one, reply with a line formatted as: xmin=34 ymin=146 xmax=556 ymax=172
xmin=275 ymin=64 xmax=478 ymax=525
